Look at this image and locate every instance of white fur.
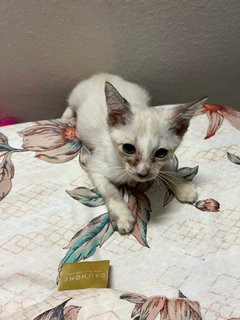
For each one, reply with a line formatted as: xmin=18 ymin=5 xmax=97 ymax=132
xmin=62 ymin=73 xmax=204 ymax=234
xmin=63 ymin=73 xmax=150 ymax=146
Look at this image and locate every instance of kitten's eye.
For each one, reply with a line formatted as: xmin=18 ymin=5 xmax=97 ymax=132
xmin=122 ymin=143 xmax=136 ymax=154
xmin=155 ymin=148 xmax=168 ymax=158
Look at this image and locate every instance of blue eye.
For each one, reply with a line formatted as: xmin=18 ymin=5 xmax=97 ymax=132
xmin=155 ymin=148 xmax=168 ymax=158
xmin=122 ymin=144 xmax=136 ymax=154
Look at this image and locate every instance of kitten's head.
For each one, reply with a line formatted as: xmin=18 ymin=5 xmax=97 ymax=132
xmin=105 ymin=82 xmax=207 ymax=182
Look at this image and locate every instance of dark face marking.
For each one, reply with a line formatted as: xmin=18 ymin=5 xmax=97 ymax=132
xmin=128 ymin=151 xmax=142 ymax=166
xmin=120 ymin=149 xmax=142 ymax=167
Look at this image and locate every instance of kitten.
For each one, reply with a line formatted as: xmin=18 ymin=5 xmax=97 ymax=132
xmin=62 ymin=73 xmax=206 ymax=234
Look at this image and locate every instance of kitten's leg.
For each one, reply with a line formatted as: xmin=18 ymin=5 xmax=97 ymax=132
xmin=89 ymin=171 xmax=135 ymax=234
xmin=172 ymin=180 xmax=198 ymax=203
xmin=61 ymin=106 xmax=75 ymax=120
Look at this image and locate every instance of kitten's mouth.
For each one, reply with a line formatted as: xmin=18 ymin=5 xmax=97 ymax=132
xmin=128 ymin=172 xmax=155 ymax=183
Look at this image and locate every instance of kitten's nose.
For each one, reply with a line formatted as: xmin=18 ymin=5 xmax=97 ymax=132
xmin=136 ymin=164 xmax=149 ymax=178
xmin=137 ymin=171 xmax=149 ymax=178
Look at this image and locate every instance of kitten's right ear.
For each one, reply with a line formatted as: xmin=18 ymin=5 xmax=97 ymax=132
xmin=105 ymin=82 xmax=132 ymax=127
xmin=169 ymin=96 xmax=208 ymax=137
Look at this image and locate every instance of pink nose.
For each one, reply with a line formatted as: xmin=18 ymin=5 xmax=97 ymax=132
xmin=137 ymin=171 xmax=149 ymax=178
xmin=136 ymin=163 xmax=149 ymax=178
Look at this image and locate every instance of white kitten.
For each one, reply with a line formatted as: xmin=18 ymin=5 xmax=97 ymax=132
xmin=62 ymin=73 xmax=206 ymax=234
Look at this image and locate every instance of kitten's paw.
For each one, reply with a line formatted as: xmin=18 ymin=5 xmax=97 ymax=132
xmin=116 ymin=215 xmax=135 ymax=235
xmin=174 ymin=184 xmax=198 ymax=204
xmin=109 ymin=201 xmax=135 ymax=234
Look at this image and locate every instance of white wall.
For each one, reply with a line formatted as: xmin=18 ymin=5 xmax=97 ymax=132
xmin=0 ymin=0 xmax=240 ymax=122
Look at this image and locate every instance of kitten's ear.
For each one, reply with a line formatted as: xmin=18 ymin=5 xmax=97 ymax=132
xmin=169 ymin=96 xmax=208 ymax=136
xmin=105 ymin=82 xmax=132 ymax=127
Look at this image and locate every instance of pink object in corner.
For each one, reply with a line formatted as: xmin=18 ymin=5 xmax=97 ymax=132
xmin=0 ymin=117 xmax=17 ymax=127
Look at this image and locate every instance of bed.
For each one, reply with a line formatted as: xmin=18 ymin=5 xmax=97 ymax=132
xmin=0 ymin=103 xmax=240 ymax=320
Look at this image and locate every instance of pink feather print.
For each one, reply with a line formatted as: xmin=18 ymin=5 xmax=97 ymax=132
xmin=123 ymin=186 xmax=151 ymax=247
xmin=196 ymin=103 xmax=240 ymax=139
xmin=121 ymin=291 xmax=202 ymax=320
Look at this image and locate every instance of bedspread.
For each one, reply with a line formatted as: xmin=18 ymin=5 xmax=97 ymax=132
xmin=0 ymin=103 xmax=240 ymax=320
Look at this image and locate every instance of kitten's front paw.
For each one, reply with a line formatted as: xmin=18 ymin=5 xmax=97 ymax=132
xmin=109 ymin=201 xmax=135 ymax=234
xmin=174 ymin=183 xmax=198 ymax=204
xmin=116 ymin=215 xmax=135 ymax=235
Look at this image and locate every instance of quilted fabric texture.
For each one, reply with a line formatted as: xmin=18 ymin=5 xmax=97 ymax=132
xmin=0 ymin=104 xmax=240 ymax=319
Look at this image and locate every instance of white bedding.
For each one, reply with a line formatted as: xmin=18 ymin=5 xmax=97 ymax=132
xmin=0 ymin=103 xmax=240 ymax=319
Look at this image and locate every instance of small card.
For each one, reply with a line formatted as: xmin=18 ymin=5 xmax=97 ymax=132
xmin=58 ymin=260 xmax=110 ymax=291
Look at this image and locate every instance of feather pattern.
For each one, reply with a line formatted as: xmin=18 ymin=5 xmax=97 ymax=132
xmin=33 ymin=298 xmax=72 ymax=320
xmin=120 ymin=291 xmax=202 ymax=320
xmin=178 ymin=166 xmax=199 ymax=181
xmin=61 ymin=213 xmax=114 ymax=262
xmin=58 ymin=213 xmax=114 ymax=280
xmin=227 ymin=152 xmax=240 ymax=165
xmin=66 ymin=187 xmax=105 ymax=207
xmin=123 ymin=186 xmax=151 ymax=247
xmin=58 ymin=185 xmax=151 ymax=282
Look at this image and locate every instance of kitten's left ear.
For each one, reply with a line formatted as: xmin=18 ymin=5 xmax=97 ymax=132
xmin=169 ymin=96 xmax=208 ymax=136
xmin=105 ymin=82 xmax=132 ymax=127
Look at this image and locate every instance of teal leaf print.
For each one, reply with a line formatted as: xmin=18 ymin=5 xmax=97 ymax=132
xmin=66 ymin=184 xmax=151 ymax=247
xmin=58 ymin=186 xmax=151 ymax=282
xmin=66 ymin=187 xmax=105 ymax=207
xmin=0 ymin=144 xmax=14 ymax=152
xmin=0 ymin=132 xmax=25 ymax=153
xmin=58 ymin=213 xmax=114 ymax=279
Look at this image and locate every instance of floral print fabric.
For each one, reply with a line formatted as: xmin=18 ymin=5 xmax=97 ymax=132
xmin=0 ymin=104 xmax=240 ymax=319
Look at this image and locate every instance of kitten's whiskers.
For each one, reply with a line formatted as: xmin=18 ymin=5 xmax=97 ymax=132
xmin=154 ymin=176 xmax=167 ymax=192
xmin=157 ymin=173 xmax=175 ymax=192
